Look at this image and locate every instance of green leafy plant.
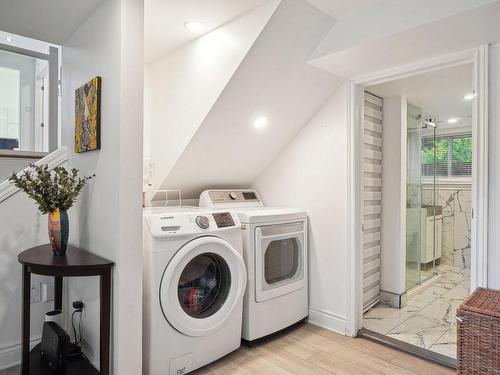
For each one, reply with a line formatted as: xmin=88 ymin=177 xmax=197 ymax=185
xmin=9 ymin=164 xmax=95 ymax=214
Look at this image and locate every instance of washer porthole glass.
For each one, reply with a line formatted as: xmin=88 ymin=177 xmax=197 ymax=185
xmin=178 ymin=253 xmax=231 ymax=318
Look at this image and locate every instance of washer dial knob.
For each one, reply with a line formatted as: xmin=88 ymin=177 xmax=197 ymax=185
xmin=195 ymin=215 xmax=210 ymax=229
xmin=229 ymin=192 xmax=238 ymax=200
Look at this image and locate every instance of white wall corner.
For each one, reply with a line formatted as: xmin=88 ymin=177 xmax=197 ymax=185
xmin=60 ymin=0 xmax=144 ymax=372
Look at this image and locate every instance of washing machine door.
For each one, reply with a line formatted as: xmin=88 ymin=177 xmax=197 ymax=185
xmin=160 ymin=236 xmax=246 ymax=337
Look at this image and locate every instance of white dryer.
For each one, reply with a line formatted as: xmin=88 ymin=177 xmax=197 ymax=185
xmin=199 ymin=190 xmax=308 ymax=342
xmin=143 ymin=207 xmax=247 ymax=374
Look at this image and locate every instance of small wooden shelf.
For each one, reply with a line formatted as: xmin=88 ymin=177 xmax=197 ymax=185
xmin=18 ymin=245 xmax=113 ymax=375
xmin=29 ymin=344 xmax=99 ymax=375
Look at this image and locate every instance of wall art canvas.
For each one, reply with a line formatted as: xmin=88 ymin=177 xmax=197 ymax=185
xmin=75 ymin=76 xmax=101 ymax=153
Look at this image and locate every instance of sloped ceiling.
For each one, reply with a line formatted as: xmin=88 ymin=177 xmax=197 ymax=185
xmin=0 ymin=0 xmax=104 ymax=44
xmin=145 ymin=0 xmax=269 ymax=62
xmin=162 ymin=0 xmax=342 ymax=198
xmin=304 ymin=0 xmax=390 ymax=20
xmin=309 ymin=0 xmax=500 ymax=78
xmin=146 ymin=0 xmax=280 ymax=190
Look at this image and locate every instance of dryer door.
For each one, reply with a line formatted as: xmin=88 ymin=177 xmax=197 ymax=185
xmin=160 ymin=236 xmax=247 ymax=337
xmin=255 ymin=221 xmax=306 ymax=303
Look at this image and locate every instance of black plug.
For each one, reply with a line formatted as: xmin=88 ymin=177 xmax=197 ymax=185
xmin=72 ymin=300 xmax=84 ymax=311
xmin=71 ymin=301 xmax=84 ymax=349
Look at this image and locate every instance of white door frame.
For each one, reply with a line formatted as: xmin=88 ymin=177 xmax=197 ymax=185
xmin=345 ymin=46 xmax=489 ymax=337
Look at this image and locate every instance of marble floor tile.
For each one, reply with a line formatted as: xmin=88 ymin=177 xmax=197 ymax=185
xmin=386 ymin=314 xmax=450 ymax=349
xmin=443 ymin=281 xmax=470 ymax=300
xmin=363 ymin=267 xmax=470 ymax=359
xmin=439 ymin=270 xmax=468 ymax=284
xmin=429 ymin=328 xmax=458 ymax=358
xmin=363 ymin=304 xmax=414 ymax=334
xmin=449 ymin=266 xmax=470 ymax=276
xmin=433 ymin=278 xmax=459 ymax=291
xmin=419 ymin=284 xmax=451 ymax=298
xmin=404 ymin=291 xmax=437 ymax=311
xmin=418 ymin=297 xmax=462 ymax=325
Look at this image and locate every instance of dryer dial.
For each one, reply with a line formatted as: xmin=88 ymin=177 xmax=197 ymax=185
xmin=195 ymin=215 xmax=210 ymax=229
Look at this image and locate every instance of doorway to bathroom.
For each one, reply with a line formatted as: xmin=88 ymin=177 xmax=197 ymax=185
xmin=346 ymin=47 xmax=489 ymax=368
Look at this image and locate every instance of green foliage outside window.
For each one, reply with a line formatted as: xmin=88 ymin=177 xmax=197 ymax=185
xmin=421 ymin=134 xmax=472 ymax=176
xmin=452 ymin=137 xmax=472 ymax=162
xmin=422 ymin=139 xmax=448 ymax=164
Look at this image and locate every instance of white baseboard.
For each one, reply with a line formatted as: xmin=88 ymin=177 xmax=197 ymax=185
xmin=0 ymin=337 xmax=41 ymax=371
xmin=307 ymin=306 xmax=347 ymax=335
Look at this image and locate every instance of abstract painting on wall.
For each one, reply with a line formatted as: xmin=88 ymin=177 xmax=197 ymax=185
xmin=75 ymin=76 xmax=101 ymax=153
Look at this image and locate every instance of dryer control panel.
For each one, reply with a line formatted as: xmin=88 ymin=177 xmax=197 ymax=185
xmin=199 ymin=189 xmax=263 ymax=208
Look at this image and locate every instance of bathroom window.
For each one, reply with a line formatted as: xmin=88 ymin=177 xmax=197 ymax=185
xmin=421 ymin=133 xmax=472 ymax=178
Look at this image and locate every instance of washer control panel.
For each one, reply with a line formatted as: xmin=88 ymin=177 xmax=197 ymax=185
xmin=145 ymin=209 xmax=240 ymax=238
xmin=212 ymin=212 xmax=235 ymax=228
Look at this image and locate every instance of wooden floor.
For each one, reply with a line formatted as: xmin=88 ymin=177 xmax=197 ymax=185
xmin=0 ymin=323 xmax=455 ymax=375
xmin=193 ymin=323 xmax=454 ymax=375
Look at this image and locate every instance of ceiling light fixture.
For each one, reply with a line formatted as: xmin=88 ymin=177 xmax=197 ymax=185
xmin=463 ymin=93 xmax=475 ymax=100
xmin=253 ymin=116 xmax=268 ymax=129
xmin=184 ymin=20 xmax=205 ymax=33
xmin=447 ymin=118 xmax=459 ymax=124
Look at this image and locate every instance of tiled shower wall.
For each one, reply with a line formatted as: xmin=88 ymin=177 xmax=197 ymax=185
xmin=422 ymin=185 xmax=471 ymax=270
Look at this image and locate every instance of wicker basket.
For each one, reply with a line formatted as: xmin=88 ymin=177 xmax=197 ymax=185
xmin=457 ymin=288 xmax=500 ymax=374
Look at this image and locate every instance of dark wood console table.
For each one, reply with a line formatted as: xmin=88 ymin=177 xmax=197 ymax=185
xmin=18 ymin=244 xmax=113 ymax=375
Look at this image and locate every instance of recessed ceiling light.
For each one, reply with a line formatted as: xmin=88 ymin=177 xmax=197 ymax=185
xmin=253 ymin=116 xmax=268 ymax=129
xmin=447 ymin=118 xmax=459 ymax=124
xmin=463 ymin=93 xmax=474 ymax=100
xmin=184 ymin=20 xmax=205 ymax=33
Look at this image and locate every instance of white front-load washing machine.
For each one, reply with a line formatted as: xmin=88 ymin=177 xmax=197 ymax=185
xmin=143 ymin=207 xmax=247 ymax=375
xmin=199 ymin=190 xmax=308 ymax=342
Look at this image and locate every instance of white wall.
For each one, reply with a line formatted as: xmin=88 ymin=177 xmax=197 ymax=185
xmin=379 ymin=96 xmax=406 ymax=296
xmin=253 ymin=82 xmax=349 ymax=334
xmin=0 ymin=158 xmax=37 ymax=182
xmin=61 ymin=0 xmax=143 ymax=372
xmin=145 ymin=0 xmax=280 ymax=189
xmin=0 ymin=192 xmax=56 ymax=370
xmin=488 ymin=42 xmax=500 ymax=289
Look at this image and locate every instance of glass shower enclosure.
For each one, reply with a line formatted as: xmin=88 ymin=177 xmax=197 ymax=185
xmin=405 ymin=104 xmax=439 ymax=291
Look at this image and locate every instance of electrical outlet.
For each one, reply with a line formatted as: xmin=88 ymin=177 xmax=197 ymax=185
xmin=30 ymin=282 xmax=41 ymax=303
xmin=42 ymin=283 xmax=54 ymax=302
